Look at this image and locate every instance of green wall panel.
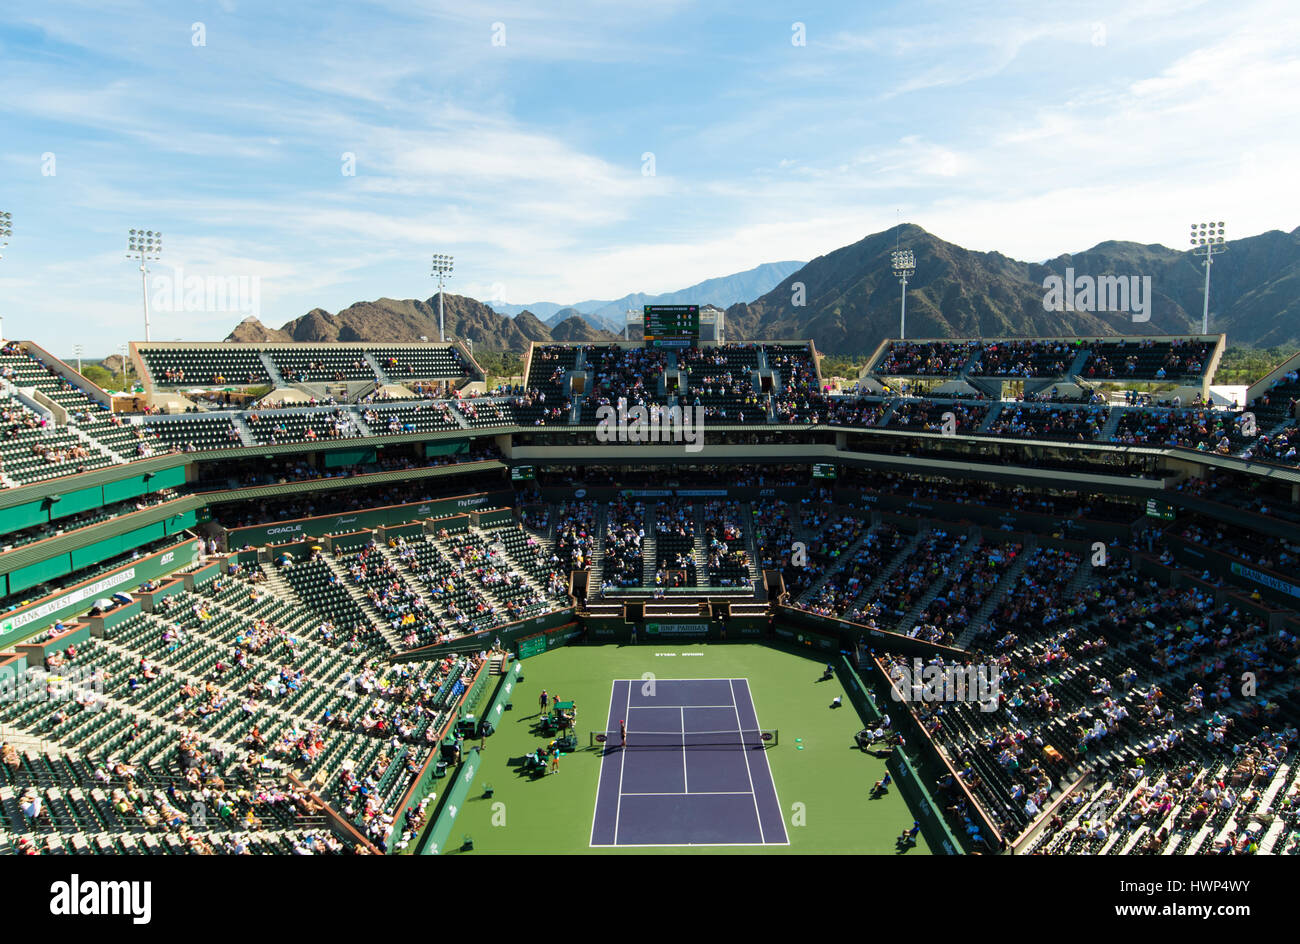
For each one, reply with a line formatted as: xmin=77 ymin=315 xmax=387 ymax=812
xmin=47 ymin=486 xmax=103 ymax=520
xmin=7 ymin=555 xmax=73 ymax=594
xmin=0 ymin=500 xmax=48 ymax=535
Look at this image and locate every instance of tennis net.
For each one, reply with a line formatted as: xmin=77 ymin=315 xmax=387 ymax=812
xmin=589 ymin=728 xmax=777 ymax=750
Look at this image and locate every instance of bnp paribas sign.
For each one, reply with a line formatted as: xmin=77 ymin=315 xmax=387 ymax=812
xmin=645 ymin=622 xmax=710 ymax=636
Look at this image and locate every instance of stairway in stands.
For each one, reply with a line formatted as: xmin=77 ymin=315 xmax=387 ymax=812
xmin=258 ymin=352 xmax=287 ymax=389
xmin=793 ymin=525 xmax=877 ymax=606
xmin=320 ymin=554 xmax=403 ymax=651
xmin=641 ymin=504 xmax=658 ymax=586
xmin=976 ymin=402 xmax=1003 ymax=434
xmin=587 ymin=504 xmax=607 ymax=579
xmin=363 ymin=352 xmax=392 ymax=387
xmin=895 ymin=530 xmax=979 ymax=634
xmin=691 ymin=504 xmax=711 ymax=588
xmin=955 ymin=548 xmax=1032 ymax=649
xmin=739 ymin=503 xmax=763 ymax=589
xmin=260 ymin=565 xmax=306 ymax=612
xmin=848 ymin=524 xmax=929 ymax=609
xmin=1099 ymin=407 xmax=1124 ymax=441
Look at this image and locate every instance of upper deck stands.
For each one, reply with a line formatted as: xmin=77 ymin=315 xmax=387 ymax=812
xmin=867 ymin=335 xmax=1223 ymax=385
xmin=0 ymin=336 xmax=1294 ymax=495
xmin=134 ymin=342 xmax=480 ymax=391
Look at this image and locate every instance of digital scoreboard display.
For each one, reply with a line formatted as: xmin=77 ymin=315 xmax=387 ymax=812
xmin=511 ymin=466 xmax=536 ymax=482
xmin=1145 ymin=498 xmax=1175 ymax=521
xmin=812 ymin=463 xmax=838 ymax=479
xmin=643 ymin=304 xmax=700 ymax=348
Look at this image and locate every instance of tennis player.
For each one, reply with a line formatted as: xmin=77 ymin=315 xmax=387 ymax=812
xmin=619 ymin=718 xmax=626 ymax=747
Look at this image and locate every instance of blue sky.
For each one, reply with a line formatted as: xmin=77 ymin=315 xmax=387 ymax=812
xmin=1 ymin=0 xmax=1297 ymax=355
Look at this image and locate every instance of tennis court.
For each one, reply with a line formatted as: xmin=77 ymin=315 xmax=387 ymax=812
xmin=590 ymin=678 xmax=789 ymax=847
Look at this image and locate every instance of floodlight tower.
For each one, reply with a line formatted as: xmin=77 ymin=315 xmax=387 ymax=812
xmin=891 ymin=249 xmax=916 ymax=341
xmin=431 ymin=253 xmax=454 ymax=343
xmin=1189 ymin=222 xmax=1227 ymax=334
xmin=0 ymin=211 xmax=11 ymax=341
xmin=127 ymin=229 xmax=163 ymax=341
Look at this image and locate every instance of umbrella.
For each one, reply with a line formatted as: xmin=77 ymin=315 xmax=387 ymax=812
xmin=92 ymin=598 xmax=114 ymax=610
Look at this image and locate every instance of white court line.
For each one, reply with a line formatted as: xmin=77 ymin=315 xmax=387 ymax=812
xmin=623 ymin=791 xmax=755 ymax=797
xmin=737 ymin=678 xmax=790 ymax=844
xmin=594 ymin=678 xmax=786 ymax=848
xmin=588 ymin=677 xmax=616 ymax=848
xmin=612 ymin=680 xmax=632 ymax=845
xmin=602 ymin=840 xmax=791 ymax=848
xmin=729 ymin=678 xmax=766 ymax=844
xmin=681 ymin=706 xmax=689 ymax=793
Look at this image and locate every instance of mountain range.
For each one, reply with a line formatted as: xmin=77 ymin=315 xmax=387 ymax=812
xmin=490 ymin=260 xmax=806 ymax=331
xmin=227 ymin=224 xmax=1300 ymax=355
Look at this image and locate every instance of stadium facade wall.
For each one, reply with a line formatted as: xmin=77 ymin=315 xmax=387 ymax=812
xmin=0 ymin=537 xmax=202 ymax=643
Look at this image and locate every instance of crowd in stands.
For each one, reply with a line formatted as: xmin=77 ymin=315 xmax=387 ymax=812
xmin=601 ymin=498 xmax=645 ymax=589
xmin=971 ymin=340 xmax=1076 ymax=378
xmin=985 ymin=404 xmax=1109 ymax=442
xmin=876 ymin=341 xmax=979 ymax=376
xmin=888 ymin=400 xmax=987 ymax=433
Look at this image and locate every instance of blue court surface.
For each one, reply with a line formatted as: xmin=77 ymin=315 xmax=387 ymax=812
xmin=590 ymin=678 xmax=789 ymax=847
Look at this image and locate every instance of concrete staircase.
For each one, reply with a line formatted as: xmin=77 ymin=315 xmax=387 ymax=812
xmin=65 ymin=424 xmax=125 ymax=465
xmin=1099 ymin=407 xmax=1124 ymax=441
xmin=351 ymin=406 xmax=375 ymax=438
xmin=895 ymin=532 xmax=978 ymax=634
xmin=363 ymin=352 xmax=392 ymax=386
xmin=977 ymin=402 xmax=1003 ymax=434
xmin=849 ymin=525 xmax=929 ymax=609
xmin=641 ymin=505 xmax=659 ymax=586
xmin=588 ymin=505 xmax=607 ymax=580
xmin=374 ymin=542 xmax=435 ymax=606
xmin=231 ymin=414 xmax=257 ymax=446
xmin=955 ymin=550 xmax=1032 ymax=649
xmin=792 ymin=525 xmax=877 ymax=606
xmin=739 ymin=503 xmax=763 ymax=587
xmin=320 ymin=554 xmax=404 ymax=651
xmin=878 ymin=399 xmax=904 ymax=427
xmin=258 ymin=352 xmax=287 ymax=388
xmin=691 ymin=505 xmax=712 ymax=588
xmin=259 ymin=564 xmax=305 ymax=611
xmin=1067 ymin=347 xmax=1091 ymax=378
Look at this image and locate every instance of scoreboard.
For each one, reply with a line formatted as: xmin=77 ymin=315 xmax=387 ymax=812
xmin=643 ymin=304 xmax=699 ymax=348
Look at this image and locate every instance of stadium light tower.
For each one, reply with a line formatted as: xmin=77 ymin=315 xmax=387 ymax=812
xmin=1189 ymin=221 xmax=1227 ymax=334
xmin=431 ymin=253 xmax=454 ymax=343
xmin=0 ymin=210 xmax=11 ymax=341
xmin=891 ymin=249 xmax=916 ymax=340
xmin=127 ymin=229 xmax=163 ymax=341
